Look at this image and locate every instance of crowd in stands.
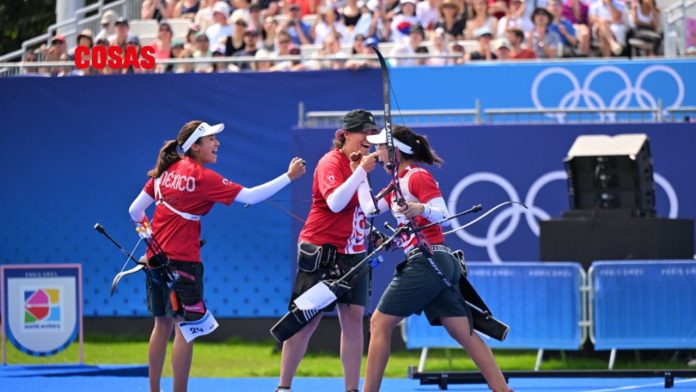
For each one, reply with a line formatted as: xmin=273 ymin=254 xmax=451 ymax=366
xmin=21 ymin=0 xmax=677 ymax=75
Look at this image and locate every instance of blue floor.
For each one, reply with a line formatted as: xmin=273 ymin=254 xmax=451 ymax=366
xmin=2 ymin=365 xmax=696 ymax=391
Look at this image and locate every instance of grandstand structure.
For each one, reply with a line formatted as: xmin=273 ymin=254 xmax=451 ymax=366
xmin=0 ymin=0 xmax=695 ymax=77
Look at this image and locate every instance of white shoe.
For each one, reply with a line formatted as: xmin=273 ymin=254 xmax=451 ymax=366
xmin=688 ymin=358 xmax=696 ymax=367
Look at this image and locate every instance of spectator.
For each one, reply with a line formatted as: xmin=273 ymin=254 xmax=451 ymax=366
xmin=185 ymin=24 xmax=201 ymax=51
xmin=284 ymin=4 xmax=313 ymax=45
xmin=205 ymin=1 xmax=232 ymax=46
xmin=261 ymin=16 xmax=279 ymax=51
xmin=563 ymin=0 xmax=589 ymax=25
xmin=435 ymin=0 xmax=466 ymax=39
xmin=628 ymin=0 xmax=661 ymax=55
xmin=417 ymin=0 xmax=443 ymax=30
xmin=450 ymin=42 xmax=466 ymax=64
xmin=126 ymin=36 xmax=146 ymax=74
xmin=496 ymin=0 xmax=534 ymax=38
xmin=547 ymin=0 xmax=578 ymax=56
xmin=175 ymin=48 xmax=195 ymax=73
xmin=233 ymin=29 xmax=260 ymax=70
xmin=230 ymin=0 xmax=252 ymax=24
xmin=428 ymin=28 xmax=451 ymax=65
xmin=110 ymin=18 xmax=130 ymax=50
xmin=252 ymin=48 xmax=274 ymax=71
xmin=211 ymin=46 xmax=231 ymax=72
xmin=588 ymin=0 xmax=627 ymax=57
xmin=22 ymin=51 xmax=40 ymax=75
xmin=224 ymin=16 xmax=247 ymax=56
xmin=389 ymin=23 xmax=426 ymax=66
xmin=563 ymin=0 xmax=591 ymax=53
xmin=309 ymin=32 xmax=347 ymax=69
xmin=465 ymin=0 xmax=498 ymax=39
xmin=313 ymin=6 xmax=349 ymax=46
xmin=263 ymin=0 xmax=281 ymax=16
xmin=195 ymin=0 xmax=217 ymax=32
xmin=154 ymin=22 xmax=174 ymax=59
xmin=45 ymin=35 xmax=68 ymax=76
xmin=193 ymin=33 xmax=213 ymax=72
xmin=96 ymin=10 xmax=117 ymax=41
xmin=142 ymin=0 xmax=175 ymax=21
xmin=286 ymin=0 xmax=321 ymax=17
xmin=414 ymin=45 xmax=430 ymax=65
xmin=166 ymin=40 xmax=187 ymax=72
xmin=392 ymin=0 xmax=420 ymax=42
xmin=493 ymin=37 xmax=511 ymax=59
xmin=506 ymin=27 xmax=537 ymax=58
xmin=271 ymin=45 xmax=306 ymax=70
xmin=270 ymin=31 xmax=295 ymax=70
xmin=345 ymin=34 xmax=380 ymax=69
xmin=76 ymin=29 xmax=94 ymax=49
xmin=248 ymin=4 xmax=263 ymax=31
xmin=174 ymin=0 xmax=202 ymax=19
xmin=342 ymin=0 xmax=362 ymax=28
xmin=358 ymin=4 xmax=391 ymax=42
xmin=467 ymin=25 xmax=498 ymax=60
xmin=528 ymin=7 xmax=561 ymax=58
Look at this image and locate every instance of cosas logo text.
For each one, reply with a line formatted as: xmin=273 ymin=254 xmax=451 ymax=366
xmin=74 ymin=45 xmax=155 ymax=70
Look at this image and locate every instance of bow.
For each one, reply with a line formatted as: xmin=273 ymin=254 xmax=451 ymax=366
xmin=371 ymin=45 xmax=433 ymax=255
xmin=94 ymin=223 xmax=147 ymax=296
xmin=443 ymin=201 xmax=527 ymax=236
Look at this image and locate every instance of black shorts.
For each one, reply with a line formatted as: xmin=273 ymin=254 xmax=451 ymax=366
xmin=378 ymin=248 xmax=468 ymax=325
xmin=289 ymin=252 xmax=368 ymax=312
xmin=146 ymin=260 xmax=204 ymax=318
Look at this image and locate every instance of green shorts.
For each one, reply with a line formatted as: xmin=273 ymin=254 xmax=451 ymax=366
xmin=377 ymin=248 xmax=467 ymax=326
xmin=146 ymin=260 xmax=204 ymax=318
xmin=290 ymin=252 xmax=368 ymax=312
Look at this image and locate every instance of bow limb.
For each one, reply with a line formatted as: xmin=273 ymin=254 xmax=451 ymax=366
xmin=110 ymin=236 xmax=146 ymax=296
xmin=110 ymin=263 xmax=146 ymax=296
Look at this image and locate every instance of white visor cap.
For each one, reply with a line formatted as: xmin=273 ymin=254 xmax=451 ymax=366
xmin=366 ymin=128 xmax=413 ymax=154
xmin=181 ymin=122 xmax=224 ymax=152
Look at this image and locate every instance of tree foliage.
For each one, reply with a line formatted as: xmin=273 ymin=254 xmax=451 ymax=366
xmin=0 ymin=0 xmax=57 ymax=57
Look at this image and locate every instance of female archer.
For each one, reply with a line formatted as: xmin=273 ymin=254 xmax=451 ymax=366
xmin=355 ymin=125 xmax=512 ymax=392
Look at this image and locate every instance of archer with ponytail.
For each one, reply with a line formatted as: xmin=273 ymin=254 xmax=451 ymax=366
xmin=356 ymin=125 xmax=512 ymax=392
xmin=128 ymin=120 xmax=306 ymax=392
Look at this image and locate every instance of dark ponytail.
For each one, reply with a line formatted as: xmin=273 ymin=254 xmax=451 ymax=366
xmin=393 ymin=126 xmax=444 ymax=166
xmin=147 ymin=120 xmax=202 ymax=178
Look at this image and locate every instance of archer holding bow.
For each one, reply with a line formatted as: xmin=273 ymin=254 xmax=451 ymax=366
xmin=355 ymin=125 xmax=512 ymax=392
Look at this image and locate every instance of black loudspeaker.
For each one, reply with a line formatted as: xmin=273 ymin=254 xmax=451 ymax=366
xmin=564 ymin=134 xmax=655 ymax=218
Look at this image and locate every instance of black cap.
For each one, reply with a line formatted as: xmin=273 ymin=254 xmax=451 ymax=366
xmin=343 ymin=109 xmax=377 ymax=132
xmin=115 ymin=17 xmax=129 ymax=26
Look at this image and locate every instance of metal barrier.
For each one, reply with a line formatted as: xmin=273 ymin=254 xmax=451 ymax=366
xmin=590 ymin=260 xmax=696 ymax=369
xmin=300 ymin=103 xmax=693 ymax=125
xmin=401 ymin=262 xmax=587 ymax=371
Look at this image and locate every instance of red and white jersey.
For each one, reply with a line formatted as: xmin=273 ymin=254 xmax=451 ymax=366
xmin=299 ymin=149 xmax=366 ymax=254
xmin=143 ymin=156 xmax=243 ymax=262
xmin=384 ymin=165 xmax=445 ymax=254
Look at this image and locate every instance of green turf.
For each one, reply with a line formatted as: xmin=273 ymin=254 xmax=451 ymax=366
xmin=4 ymin=336 xmax=693 ymax=377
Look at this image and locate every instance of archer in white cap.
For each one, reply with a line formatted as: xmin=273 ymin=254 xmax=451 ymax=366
xmin=356 ymin=125 xmax=513 ymax=392
xmin=128 ymin=120 xmax=305 ymax=392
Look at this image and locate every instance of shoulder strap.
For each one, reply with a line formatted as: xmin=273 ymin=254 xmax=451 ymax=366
xmin=154 ymin=176 xmax=202 ymax=221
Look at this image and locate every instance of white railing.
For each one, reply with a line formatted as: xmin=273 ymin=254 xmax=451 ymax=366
xmin=300 ymin=104 xmax=696 ymax=125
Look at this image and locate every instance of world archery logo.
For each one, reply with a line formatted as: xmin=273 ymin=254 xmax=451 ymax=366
xmin=23 ymin=288 xmax=62 ymax=330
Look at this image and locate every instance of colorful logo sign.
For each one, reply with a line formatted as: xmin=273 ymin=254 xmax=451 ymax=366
xmin=24 ymin=288 xmax=61 ymax=330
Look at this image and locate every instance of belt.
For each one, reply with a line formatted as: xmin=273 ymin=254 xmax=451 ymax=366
xmin=406 ymin=245 xmax=451 ymax=260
